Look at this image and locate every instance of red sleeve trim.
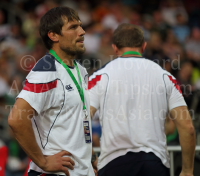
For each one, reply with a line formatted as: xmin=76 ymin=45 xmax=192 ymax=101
xmin=88 ymin=75 xmax=102 ymax=90
xmin=23 ymin=79 xmax=58 ymax=93
xmin=168 ymin=75 xmax=182 ymax=94
xmin=23 ymin=159 xmax=31 ymax=176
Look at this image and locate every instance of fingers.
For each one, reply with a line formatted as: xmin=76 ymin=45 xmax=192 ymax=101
xmin=94 ymin=168 xmax=98 ymax=176
xmin=59 ymin=150 xmax=72 ymax=156
xmin=62 ymin=161 xmax=74 ymax=170
xmin=62 ymin=166 xmax=70 ymax=176
xmin=62 ymin=157 xmax=75 ymax=166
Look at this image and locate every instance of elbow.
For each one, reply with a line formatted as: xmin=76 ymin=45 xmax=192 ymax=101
xmin=8 ymin=115 xmax=15 ymax=129
xmin=8 ymin=113 xmax=18 ymax=130
xmin=187 ymin=125 xmax=196 ymax=137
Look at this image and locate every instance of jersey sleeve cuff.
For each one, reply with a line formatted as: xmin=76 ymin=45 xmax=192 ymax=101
xmin=169 ymin=102 xmax=187 ymax=111
xmin=17 ymin=91 xmax=42 ymax=114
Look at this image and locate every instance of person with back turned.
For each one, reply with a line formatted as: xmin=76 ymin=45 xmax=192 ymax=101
xmin=89 ymin=23 xmax=196 ymax=176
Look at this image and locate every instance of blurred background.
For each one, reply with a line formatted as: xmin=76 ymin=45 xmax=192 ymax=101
xmin=0 ymin=0 xmax=200 ymax=175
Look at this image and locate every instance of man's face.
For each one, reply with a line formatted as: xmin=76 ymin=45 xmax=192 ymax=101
xmin=58 ymin=18 xmax=86 ymax=55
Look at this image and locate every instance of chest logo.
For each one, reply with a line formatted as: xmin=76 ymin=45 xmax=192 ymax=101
xmin=65 ymin=84 xmax=74 ymax=91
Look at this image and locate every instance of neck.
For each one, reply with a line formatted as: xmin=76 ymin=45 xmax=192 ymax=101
xmin=119 ymin=47 xmax=142 ymax=56
xmin=51 ymin=47 xmax=75 ymax=67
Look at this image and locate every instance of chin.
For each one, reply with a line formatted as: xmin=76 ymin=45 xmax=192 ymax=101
xmin=76 ymin=50 xmax=85 ymax=55
xmin=76 ymin=47 xmax=86 ymax=54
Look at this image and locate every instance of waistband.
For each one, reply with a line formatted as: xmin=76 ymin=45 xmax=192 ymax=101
xmin=28 ymin=170 xmax=64 ymax=176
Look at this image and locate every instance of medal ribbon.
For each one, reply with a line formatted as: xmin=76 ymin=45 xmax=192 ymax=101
xmin=49 ymin=49 xmax=87 ymax=111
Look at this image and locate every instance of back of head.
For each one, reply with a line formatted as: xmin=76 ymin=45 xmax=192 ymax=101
xmin=112 ymin=23 xmax=144 ymax=49
xmin=39 ymin=6 xmax=80 ymax=50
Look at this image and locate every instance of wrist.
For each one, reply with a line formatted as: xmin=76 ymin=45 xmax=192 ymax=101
xmin=91 ymin=154 xmax=97 ymax=163
xmin=182 ymin=167 xmax=193 ymax=173
xmin=37 ymin=156 xmax=47 ymax=170
xmin=180 ymin=169 xmax=193 ymax=176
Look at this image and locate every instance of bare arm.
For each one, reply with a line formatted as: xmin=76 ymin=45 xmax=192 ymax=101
xmin=170 ymin=106 xmax=196 ymax=176
xmin=165 ymin=115 xmax=176 ymax=135
xmin=8 ymin=98 xmax=74 ymax=175
xmin=90 ymin=106 xmax=98 ymax=175
xmin=90 ymin=106 xmax=97 ymax=119
xmin=91 ymin=148 xmax=98 ymax=176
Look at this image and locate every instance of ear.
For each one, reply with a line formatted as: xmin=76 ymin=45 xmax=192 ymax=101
xmin=112 ymin=44 xmax=119 ymax=54
xmin=48 ymin=31 xmax=59 ymax=42
xmin=142 ymin=42 xmax=147 ymax=53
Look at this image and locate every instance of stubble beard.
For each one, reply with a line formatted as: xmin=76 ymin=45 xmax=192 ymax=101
xmin=62 ymin=45 xmax=86 ymax=56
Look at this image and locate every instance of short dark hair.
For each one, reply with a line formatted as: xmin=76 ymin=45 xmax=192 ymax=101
xmin=39 ymin=6 xmax=80 ymax=50
xmin=112 ymin=23 xmax=144 ymax=49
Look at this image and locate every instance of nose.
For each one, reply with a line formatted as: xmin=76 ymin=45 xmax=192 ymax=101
xmin=78 ymin=26 xmax=85 ymax=36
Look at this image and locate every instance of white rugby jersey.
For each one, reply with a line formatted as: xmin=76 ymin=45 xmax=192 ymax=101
xmin=89 ymin=56 xmax=186 ymax=170
xmin=17 ymin=54 xmax=95 ymax=176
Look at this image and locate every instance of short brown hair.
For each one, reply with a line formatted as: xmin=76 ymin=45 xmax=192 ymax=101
xmin=39 ymin=6 xmax=80 ymax=50
xmin=112 ymin=23 xmax=144 ymax=49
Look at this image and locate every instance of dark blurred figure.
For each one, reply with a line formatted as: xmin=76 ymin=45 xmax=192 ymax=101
xmin=186 ymin=27 xmax=200 ymax=62
xmin=0 ymin=8 xmax=10 ymax=40
xmin=173 ymin=13 xmax=190 ymax=43
xmin=144 ymin=31 xmax=170 ymax=70
xmin=177 ymin=61 xmax=194 ymax=107
xmin=153 ymin=10 xmax=171 ymax=41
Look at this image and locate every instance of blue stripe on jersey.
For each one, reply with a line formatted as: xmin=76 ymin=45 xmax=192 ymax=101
xmin=32 ymin=54 xmax=56 ymax=71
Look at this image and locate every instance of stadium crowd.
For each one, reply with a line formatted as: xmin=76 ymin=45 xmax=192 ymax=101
xmin=0 ymin=0 xmax=200 ymax=175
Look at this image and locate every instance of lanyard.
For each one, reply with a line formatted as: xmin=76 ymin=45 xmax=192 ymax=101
xmin=122 ymin=51 xmax=142 ymax=56
xmin=49 ymin=49 xmax=87 ymax=111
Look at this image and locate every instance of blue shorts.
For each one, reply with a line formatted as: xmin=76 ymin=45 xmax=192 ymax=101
xmin=98 ymin=151 xmax=170 ymax=176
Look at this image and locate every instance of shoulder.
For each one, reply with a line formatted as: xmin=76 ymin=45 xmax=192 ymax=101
xmin=32 ymin=54 xmax=56 ymax=72
xmin=76 ymin=60 xmax=87 ymax=73
xmin=90 ymin=59 xmax=115 ymax=77
xmin=76 ymin=60 xmax=88 ymax=75
xmin=75 ymin=60 xmax=89 ymax=84
xmin=161 ymin=69 xmax=175 ymax=80
xmin=143 ymin=58 xmax=164 ymax=69
xmin=89 ymin=62 xmax=111 ymax=89
xmin=140 ymin=58 xmax=171 ymax=76
xmin=26 ymin=54 xmax=58 ymax=84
